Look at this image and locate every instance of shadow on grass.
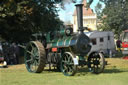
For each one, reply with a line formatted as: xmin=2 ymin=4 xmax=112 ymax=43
xmin=42 ymin=66 xmax=128 ymax=76
xmin=76 ymin=67 xmax=128 ymax=76
xmin=103 ymin=68 xmax=128 ymax=74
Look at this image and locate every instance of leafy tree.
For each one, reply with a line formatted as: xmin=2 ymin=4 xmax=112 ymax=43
xmin=97 ymin=0 xmax=128 ymax=39
xmin=0 ymin=0 xmax=63 ymax=43
xmin=95 ymin=2 xmax=103 ymax=19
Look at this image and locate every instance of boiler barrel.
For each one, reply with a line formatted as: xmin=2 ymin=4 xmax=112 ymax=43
xmin=47 ymin=33 xmax=91 ymax=55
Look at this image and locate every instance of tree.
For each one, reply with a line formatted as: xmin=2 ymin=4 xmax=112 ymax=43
xmin=95 ymin=2 xmax=103 ymax=19
xmin=0 ymin=0 xmax=63 ymax=43
xmin=0 ymin=0 xmax=94 ymax=43
xmin=97 ymin=0 xmax=128 ymax=38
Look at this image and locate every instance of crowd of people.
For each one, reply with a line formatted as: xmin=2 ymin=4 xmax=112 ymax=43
xmin=0 ymin=42 xmax=20 ymax=65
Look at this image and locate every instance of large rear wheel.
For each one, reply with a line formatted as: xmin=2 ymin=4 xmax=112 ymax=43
xmin=61 ymin=52 xmax=78 ymax=76
xmin=25 ymin=41 xmax=46 ymax=73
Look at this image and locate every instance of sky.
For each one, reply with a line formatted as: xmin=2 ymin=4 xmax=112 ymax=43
xmin=58 ymin=0 xmax=103 ymax=23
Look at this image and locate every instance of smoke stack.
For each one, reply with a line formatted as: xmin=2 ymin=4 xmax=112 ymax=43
xmin=75 ymin=4 xmax=83 ymax=32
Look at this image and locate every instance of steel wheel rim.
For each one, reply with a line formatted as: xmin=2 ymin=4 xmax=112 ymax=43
xmin=61 ymin=52 xmax=77 ymax=76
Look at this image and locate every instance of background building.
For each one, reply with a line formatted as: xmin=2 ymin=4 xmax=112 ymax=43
xmin=73 ymin=0 xmax=97 ymax=32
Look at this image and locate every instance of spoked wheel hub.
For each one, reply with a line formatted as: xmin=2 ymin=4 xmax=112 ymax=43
xmin=88 ymin=52 xmax=105 ymax=74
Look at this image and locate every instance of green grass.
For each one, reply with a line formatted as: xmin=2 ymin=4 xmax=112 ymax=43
xmin=0 ymin=58 xmax=128 ymax=85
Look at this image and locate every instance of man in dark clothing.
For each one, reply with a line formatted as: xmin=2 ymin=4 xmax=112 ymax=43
xmin=14 ymin=44 xmax=20 ymax=64
xmin=11 ymin=43 xmax=20 ymax=64
xmin=9 ymin=44 xmax=16 ymax=65
xmin=2 ymin=43 xmax=10 ymax=65
xmin=116 ymin=40 xmax=122 ymax=52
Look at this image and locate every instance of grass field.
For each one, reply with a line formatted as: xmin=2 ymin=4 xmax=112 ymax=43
xmin=0 ymin=58 xmax=128 ymax=85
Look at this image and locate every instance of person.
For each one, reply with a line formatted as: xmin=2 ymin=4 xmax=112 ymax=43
xmin=0 ymin=43 xmax=3 ymax=53
xmin=8 ymin=43 xmax=16 ymax=65
xmin=14 ymin=43 xmax=20 ymax=64
xmin=0 ymin=43 xmax=4 ymax=60
xmin=116 ymin=40 xmax=122 ymax=52
xmin=2 ymin=43 xmax=10 ymax=65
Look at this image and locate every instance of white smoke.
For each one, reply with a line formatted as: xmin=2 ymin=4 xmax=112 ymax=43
xmin=61 ymin=0 xmax=83 ymax=4
xmin=62 ymin=0 xmax=76 ymax=4
xmin=60 ymin=0 xmax=82 ymax=9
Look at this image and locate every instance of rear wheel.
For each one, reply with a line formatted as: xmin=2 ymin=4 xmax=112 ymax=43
xmin=61 ymin=52 xmax=78 ymax=76
xmin=25 ymin=41 xmax=46 ymax=73
xmin=88 ymin=52 xmax=105 ymax=74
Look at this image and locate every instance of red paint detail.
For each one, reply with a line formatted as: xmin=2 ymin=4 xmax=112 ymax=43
xmin=122 ymin=42 xmax=128 ymax=48
xmin=52 ymin=48 xmax=57 ymax=52
xmin=122 ymin=56 xmax=128 ymax=60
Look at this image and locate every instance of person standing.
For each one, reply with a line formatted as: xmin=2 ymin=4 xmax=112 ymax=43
xmin=116 ymin=40 xmax=122 ymax=52
xmin=0 ymin=43 xmax=3 ymax=53
xmin=3 ymin=43 xmax=10 ymax=65
xmin=14 ymin=43 xmax=20 ymax=64
xmin=9 ymin=43 xmax=16 ymax=65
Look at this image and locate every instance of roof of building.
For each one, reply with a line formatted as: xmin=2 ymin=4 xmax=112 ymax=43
xmin=73 ymin=0 xmax=95 ymax=16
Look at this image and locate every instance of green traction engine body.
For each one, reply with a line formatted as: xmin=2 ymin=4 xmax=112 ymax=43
xmin=24 ymin=4 xmax=105 ymax=76
xmin=46 ymin=28 xmax=91 ymax=55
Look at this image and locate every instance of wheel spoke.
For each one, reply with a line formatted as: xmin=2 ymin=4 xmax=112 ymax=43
xmin=29 ymin=43 xmax=34 ymax=53
xmin=68 ymin=63 xmax=74 ymax=65
xmin=30 ymin=43 xmax=34 ymax=50
xmin=30 ymin=60 xmax=38 ymax=72
xmin=30 ymin=63 xmax=34 ymax=71
xmin=63 ymin=69 xmax=68 ymax=73
xmin=96 ymin=65 xmax=99 ymax=69
xmin=62 ymin=60 xmax=67 ymax=64
xmin=26 ymin=59 xmax=33 ymax=63
xmin=68 ymin=56 xmax=72 ymax=62
xmin=34 ymin=60 xmax=38 ymax=70
xmin=65 ymin=54 xmax=69 ymax=59
xmin=95 ymin=65 xmax=99 ymax=72
xmin=68 ymin=66 xmax=73 ymax=72
xmin=64 ymin=56 xmax=67 ymax=62
xmin=35 ymin=52 xmax=39 ymax=57
xmin=63 ymin=65 xmax=68 ymax=72
xmin=27 ymin=51 xmax=34 ymax=56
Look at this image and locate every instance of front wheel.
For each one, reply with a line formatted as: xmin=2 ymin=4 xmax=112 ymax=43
xmin=88 ymin=52 xmax=105 ymax=74
xmin=60 ymin=52 xmax=78 ymax=76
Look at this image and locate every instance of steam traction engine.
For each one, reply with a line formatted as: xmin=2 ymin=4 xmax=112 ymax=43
xmin=24 ymin=4 xmax=105 ymax=76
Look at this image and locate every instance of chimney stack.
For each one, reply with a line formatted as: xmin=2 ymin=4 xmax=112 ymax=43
xmin=75 ymin=4 xmax=84 ymax=33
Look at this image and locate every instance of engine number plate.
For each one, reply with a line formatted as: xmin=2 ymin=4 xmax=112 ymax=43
xmin=73 ymin=58 xmax=78 ymax=65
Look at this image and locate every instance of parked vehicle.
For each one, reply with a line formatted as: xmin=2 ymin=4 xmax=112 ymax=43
xmin=0 ymin=45 xmax=7 ymax=68
xmin=85 ymin=31 xmax=116 ymax=57
xmin=120 ymin=30 xmax=128 ymax=54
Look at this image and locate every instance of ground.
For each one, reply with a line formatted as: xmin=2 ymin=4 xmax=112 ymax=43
xmin=0 ymin=58 xmax=128 ymax=85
